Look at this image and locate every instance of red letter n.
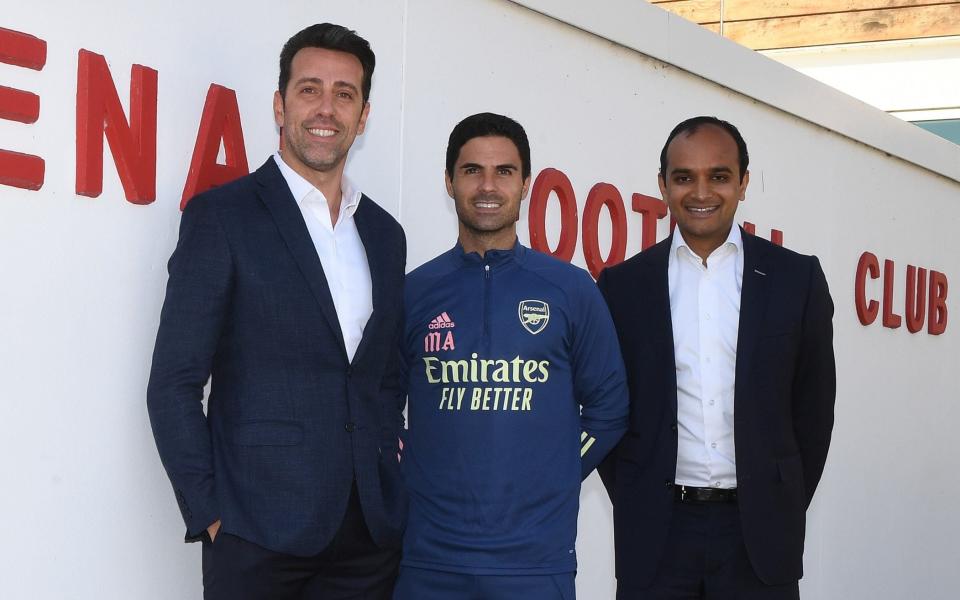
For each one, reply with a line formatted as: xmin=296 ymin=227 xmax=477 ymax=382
xmin=76 ymin=49 xmax=158 ymax=204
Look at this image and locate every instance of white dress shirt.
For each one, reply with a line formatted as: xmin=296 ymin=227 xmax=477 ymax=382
xmin=668 ymin=225 xmax=744 ymax=489
xmin=273 ymin=152 xmax=373 ymax=362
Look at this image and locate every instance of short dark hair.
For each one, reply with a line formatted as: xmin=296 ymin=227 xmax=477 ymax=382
xmin=446 ymin=113 xmax=531 ymax=180
xmin=279 ymin=23 xmax=375 ymax=103
xmin=659 ymin=116 xmax=749 ymax=181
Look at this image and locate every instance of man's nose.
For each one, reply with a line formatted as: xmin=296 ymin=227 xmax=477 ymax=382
xmin=479 ymin=171 xmax=497 ymax=192
xmin=315 ymin=91 xmax=335 ymax=117
xmin=693 ymin=178 xmax=711 ymax=200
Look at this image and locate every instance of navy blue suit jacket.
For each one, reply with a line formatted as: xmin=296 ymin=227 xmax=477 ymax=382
xmin=597 ymin=229 xmax=835 ymax=589
xmin=147 ymin=158 xmax=407 ymax=556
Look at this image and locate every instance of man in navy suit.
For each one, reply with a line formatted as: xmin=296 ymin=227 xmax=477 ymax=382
xmin=147 ymin=23 xmax=406 ymax=600
xmin=598 ymin=116 xmax=835 ymax=599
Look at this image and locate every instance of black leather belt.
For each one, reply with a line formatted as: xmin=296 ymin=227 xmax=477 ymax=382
xmin=674 ymin=485 xmax=737 ymax=503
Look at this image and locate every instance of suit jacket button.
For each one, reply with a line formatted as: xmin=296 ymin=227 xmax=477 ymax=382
xmin=664 ymin=481 xmax=674 ymax=489
xmin=670 ymin=423 xmax=677 ymax=432
xmin=345 ymin=422 xmax=356 ymax=433
xmin=346 ymin=367 xmax=353 ymax=377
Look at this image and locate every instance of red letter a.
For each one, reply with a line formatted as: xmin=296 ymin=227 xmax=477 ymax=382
xmin=75 ymin=49 xmax=158 ymax=204
xmin=180 ymin=84 xmax=249 ymax=209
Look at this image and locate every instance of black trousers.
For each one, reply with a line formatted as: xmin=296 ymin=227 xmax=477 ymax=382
xmin=621 ymin=501 xmax=800 ymax=600
xmin=202 ymin=485 xmax=400 ymax=600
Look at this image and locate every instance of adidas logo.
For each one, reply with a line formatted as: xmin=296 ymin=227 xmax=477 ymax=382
xmin=428 ymin=312 xmax=456 ymax=330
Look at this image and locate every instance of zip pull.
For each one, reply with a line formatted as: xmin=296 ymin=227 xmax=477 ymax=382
xmin=484 ymin=264 xmax=491 ymax=278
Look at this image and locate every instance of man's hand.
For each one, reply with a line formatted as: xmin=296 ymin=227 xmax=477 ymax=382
xmin=207 ymin=519 xmax=221 ymax=542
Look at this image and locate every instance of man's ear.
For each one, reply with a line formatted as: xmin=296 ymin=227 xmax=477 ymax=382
xmin=273 ymin=90 xmax=284 ymax=128
xmin=445 ymin=171 xmax=455 ymax=199
xmin=357 ymin=101 xmax=370 ymax=135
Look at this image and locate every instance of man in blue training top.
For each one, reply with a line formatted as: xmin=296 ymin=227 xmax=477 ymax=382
xmin=393 ymin=112 xmax=629 ymax=600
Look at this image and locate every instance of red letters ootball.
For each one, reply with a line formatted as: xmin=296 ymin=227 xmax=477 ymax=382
xmin=527 ymin=166 xmax=782 ymax=278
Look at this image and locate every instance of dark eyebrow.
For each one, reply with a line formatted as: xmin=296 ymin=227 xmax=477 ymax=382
xmin=458 ymin=163 xmax=519 ymax=172
xmin=293 ymin=77 xmax=360 ymax=95
xmin=293 ymin=77 xmax=323 ymax=88
xmin=667 ymin=166 xmax=733 ymax=177
xmin=332 ymin=80 xmax=360 ymax=94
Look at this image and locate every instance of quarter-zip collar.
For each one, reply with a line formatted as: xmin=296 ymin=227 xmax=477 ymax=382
xmin=452 ymin=237 xmax=525 ymax=268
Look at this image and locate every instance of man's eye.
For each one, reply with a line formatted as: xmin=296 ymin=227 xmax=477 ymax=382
xmin=464 ymin=167 xmax=479 ymax=175
xmin=337 ymin=91 xmax=353 ymax=100
xmin=498 ymin=169 xmax=512 ymax=176
xmin=301 ymin=87 xmax=316 ymax=94
xmin=712 ymin=175 xmax=729 ymax=182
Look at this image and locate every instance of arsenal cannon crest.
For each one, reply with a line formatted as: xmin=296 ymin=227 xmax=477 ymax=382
xmin=518 ymin=300 xmax=550 ymax=335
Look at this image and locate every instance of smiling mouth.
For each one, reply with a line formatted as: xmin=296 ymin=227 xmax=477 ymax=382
xmin=475 ymin=201 xmax=501 ymax=209
xmin=307 ymin=128 xmax=337 ymax=137
xmin=687 ymin=206 xmax=718 ymax=214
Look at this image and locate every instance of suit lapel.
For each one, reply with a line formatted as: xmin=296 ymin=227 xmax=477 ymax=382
xmin=646 ymin=237 xmax=676 ymax=348
xmin=254 ymin=158 xmax=348 ymax=359
xmin=645 ymin=237 xmax=679 ymax=411
xmin=351 ymin=196 xmax=389 ymax=365
xmin=735 ymin=229 xmax=770 ymax=400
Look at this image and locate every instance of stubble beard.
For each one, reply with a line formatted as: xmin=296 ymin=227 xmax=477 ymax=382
xmin=286 ymin=130 xmax=348 ymax=174
xmin=457 ymin=192 xmax=521 ymax=240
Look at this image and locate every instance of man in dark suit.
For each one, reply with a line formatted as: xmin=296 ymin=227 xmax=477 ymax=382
xmin=147 ymin=23 xmax=406 ymax=600
xmin=598 ymin=116 xmax=835 ymax=599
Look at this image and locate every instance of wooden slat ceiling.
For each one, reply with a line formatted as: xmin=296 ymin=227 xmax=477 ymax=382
xmin=650 ymin=0 xmax=960 ymax=50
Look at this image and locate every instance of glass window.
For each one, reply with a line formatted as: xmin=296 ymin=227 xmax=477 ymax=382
xmin=912 ymin=119 xmax=960 ymax=145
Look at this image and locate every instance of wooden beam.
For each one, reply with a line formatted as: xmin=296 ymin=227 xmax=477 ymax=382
xmin=723 ymin=4 xmax=960 ymax=49
xmin=650 ymin=0 xmax=721 ymax=23
xmin=724 ymin=0 xmax=958 ymax=22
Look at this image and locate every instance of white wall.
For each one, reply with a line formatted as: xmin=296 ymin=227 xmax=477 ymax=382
xmin=1 ymin=1 xmax=957 ymax=598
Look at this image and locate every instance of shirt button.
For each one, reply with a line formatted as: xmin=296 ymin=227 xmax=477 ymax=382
xmin=713 ymin=481 xmax=721 ymax=488
xmin=709 ymin=399 xmax=716 ymax=406
xmin=705 ymin=313 xmax=711 ymax=320
xmin=711 ymin=442 xmax=717 ymax=449
xmin=344 ymin=422 xmax=357 ymax=433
